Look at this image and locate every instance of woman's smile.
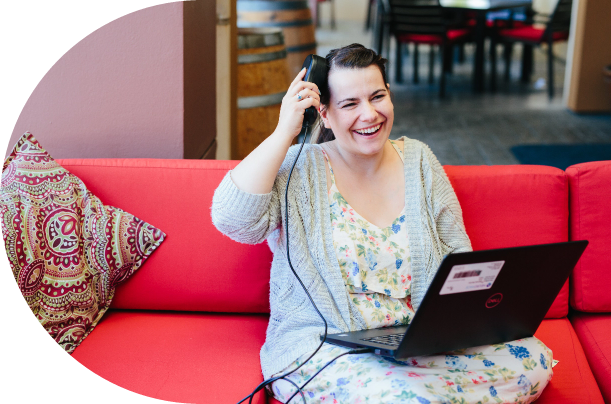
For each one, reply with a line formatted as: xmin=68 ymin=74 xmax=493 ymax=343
xmin=353 ymin=122 xmax=384 ymax=137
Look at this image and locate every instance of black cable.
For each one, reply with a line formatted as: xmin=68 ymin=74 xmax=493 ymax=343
xmin=285 ymin=348 xmax=373 ymax=404
xmin=238 ymin=125 xmax=372 ymax=404
xmin=238 ymin=123 xmax=329 ymax=404
xmin=278 ymin=377 xmax=307 ymax=404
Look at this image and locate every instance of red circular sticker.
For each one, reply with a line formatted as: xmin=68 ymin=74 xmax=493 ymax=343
xmin=486 ymin=293 xmax=503 ymax=308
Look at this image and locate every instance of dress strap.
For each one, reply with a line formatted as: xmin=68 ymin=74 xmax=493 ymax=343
xmin=320 ymin=147 xmax=337 ymax=186
xmin=389 ymin=139 xmax=404 ymax=162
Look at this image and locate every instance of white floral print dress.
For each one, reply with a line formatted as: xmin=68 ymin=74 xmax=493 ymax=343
xmin=271 ymin=140 xmax=554 ymax=404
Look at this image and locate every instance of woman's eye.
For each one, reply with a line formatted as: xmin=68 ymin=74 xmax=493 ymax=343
xmin=342 ymin=103 xmax=356 ymax=108
xmin=373 ymin=94 xmax=385 ymax=100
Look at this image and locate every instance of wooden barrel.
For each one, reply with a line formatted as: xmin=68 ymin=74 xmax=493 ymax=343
xmin=235 ymin=28 xmax=291 ymax=160
xmin=237 ymin=0 xmax=317 ymax=77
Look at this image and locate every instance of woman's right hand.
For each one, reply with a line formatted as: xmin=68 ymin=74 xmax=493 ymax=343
xmin=274 ymin=67 xmax=321 ymax=140
xmin=229 ymin=68 xmax=321 ymax=194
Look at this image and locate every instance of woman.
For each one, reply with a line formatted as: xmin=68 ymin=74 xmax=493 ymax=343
xmin=212 ymin=44 xmax=553 ymax=403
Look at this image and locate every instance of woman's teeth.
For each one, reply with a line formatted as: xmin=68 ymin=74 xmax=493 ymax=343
xmin=355 ymin=124 xmax=381 ymax=135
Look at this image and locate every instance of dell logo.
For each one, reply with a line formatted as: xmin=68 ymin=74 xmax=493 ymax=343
xmin=486 ymin=293 xmax=503 ymax=308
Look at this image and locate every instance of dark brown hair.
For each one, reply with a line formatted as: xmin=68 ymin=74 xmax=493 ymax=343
xmin=314 ymin=44 xmax=389 ymax=144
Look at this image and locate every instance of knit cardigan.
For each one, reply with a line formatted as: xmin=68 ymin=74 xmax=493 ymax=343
xmin=211 ymin=137 xmax=473 ymax=379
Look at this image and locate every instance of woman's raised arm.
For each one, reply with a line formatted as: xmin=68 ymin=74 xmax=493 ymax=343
xmin=230 ymin=68 xmax=321 ymax=194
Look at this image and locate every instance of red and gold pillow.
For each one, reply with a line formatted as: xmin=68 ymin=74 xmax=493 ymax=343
xmin=0 ymin=132 xmax=165 ymax=353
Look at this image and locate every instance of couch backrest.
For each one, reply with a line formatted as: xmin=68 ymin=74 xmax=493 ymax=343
xmin=58 ymin=159 xmax=273 ymax=313
xmin=445 ymin=165 xmax=570 ymax=318
xmin=567 ymin=161 xmax=611 ymax=312
xmin=59 ymin=159 xmax=572 ymax=318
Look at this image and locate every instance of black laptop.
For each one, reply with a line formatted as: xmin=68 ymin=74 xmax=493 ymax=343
xmin=326 ymin=240 xmax=588 ymax=359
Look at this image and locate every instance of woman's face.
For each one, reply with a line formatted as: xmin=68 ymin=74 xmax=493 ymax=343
xmin=320 ymin=65 xmax=393 ymax=157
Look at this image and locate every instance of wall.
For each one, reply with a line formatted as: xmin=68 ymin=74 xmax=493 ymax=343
xmin=328 ymin=0 xmax=368 ymax=22
xmin=8 ymin=1 xmax=217 ymax=159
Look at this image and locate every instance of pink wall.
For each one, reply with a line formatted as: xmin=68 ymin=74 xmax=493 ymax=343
xmin=8 ymin=2 xmax=216 ymax=159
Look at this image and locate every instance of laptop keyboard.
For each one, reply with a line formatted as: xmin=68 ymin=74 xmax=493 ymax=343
xmin=361 ymin=333 xmax=403 ymax=347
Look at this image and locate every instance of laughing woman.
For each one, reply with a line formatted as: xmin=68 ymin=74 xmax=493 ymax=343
xmin=211 ymin=44 xmax=553 ymax=403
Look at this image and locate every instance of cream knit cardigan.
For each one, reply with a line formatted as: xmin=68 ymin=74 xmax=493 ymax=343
xmin=211 ymin=137 xmax=472 ymax=379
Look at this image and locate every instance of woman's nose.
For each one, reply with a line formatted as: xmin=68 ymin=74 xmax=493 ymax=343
xmin=360 ymin=102 xmax=377 ymax=122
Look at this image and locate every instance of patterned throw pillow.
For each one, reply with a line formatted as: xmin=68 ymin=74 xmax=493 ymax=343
xmin=0 ymin=133 xmax=165 ymax=353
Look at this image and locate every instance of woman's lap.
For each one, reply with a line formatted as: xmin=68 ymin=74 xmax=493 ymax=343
xmin=271 ymin=337 xmax=553 ymax=404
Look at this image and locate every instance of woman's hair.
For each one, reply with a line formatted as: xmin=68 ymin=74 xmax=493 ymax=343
xmin=312 ymin=44 xmax=389 ymax=144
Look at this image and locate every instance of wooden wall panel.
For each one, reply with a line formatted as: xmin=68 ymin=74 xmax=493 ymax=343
xmin=566 ymin=0 xmax=611 ymax=112
xmin=183 ymin=0 xmax=217 ymax=159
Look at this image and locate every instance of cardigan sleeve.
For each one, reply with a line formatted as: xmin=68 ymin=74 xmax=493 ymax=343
xmin=210 ymin=170 xmax=282 ymax=245
xmin=210 ymin=144 xmax=312 ymax=245
xmin=423 ymin=145 xmax=473 ymax=255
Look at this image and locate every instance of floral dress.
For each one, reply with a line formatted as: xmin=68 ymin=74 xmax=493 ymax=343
xmin=270 ymin=140 xmax=554 ymax=404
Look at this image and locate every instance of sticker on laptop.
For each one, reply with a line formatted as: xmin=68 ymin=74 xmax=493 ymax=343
xmin=439 ymin=261 xmax=505 ymax=295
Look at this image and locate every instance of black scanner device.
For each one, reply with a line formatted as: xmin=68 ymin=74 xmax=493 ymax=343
xmin=301 ymin=54 xmax=328 ymax=129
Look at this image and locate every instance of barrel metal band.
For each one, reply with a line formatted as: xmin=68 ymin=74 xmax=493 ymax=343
xmin=238 ymin=32 xmax=284 ymax=49
xmin=237 ymin=1 xmax=308 ymax=11
xmin=237 ymin=19 xmax=313 ymax=28
xmin=238 ymin=50 xmax=288 ymax=64
xmin=238 ymin=91 xmax=285 ymax=109
xmin=286 ymin=42 xmax=317 ymax=53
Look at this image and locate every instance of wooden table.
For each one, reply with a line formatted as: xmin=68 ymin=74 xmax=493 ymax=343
xmin=440 ymin=0 xmax=532 ymax=92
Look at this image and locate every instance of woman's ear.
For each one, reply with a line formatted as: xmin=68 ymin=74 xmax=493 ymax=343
xmin=319 ymin=106 xmax=331 ymax=129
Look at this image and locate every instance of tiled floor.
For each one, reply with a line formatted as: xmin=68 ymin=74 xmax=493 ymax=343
xmin=316 ymin=21 xmax=611 ymax=166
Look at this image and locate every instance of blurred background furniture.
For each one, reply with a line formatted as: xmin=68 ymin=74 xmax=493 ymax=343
xmin=366 ymin=0 xmax=378 ymax=30
xmin=237 ymin=0 xmax=317 ymax=77
xmin=489 ymin=0 xmax=572 ymax=98
xmin=316 ymin=0 xmax=336 ymax=29
xmin=384 ymin=0 xmax=473 ymax=98
xmin=376 ymin=0 xmax=533 ymax=93
xmin=236 ymin=28 xmax=291 ymax=160
xmin=439 ymin=0 xmax=533 ymax=92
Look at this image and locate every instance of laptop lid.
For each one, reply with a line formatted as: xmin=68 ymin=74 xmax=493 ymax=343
xmin=326 ymin=241 xmax=588 ymax=359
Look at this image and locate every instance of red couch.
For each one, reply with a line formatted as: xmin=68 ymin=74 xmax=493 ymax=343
xmin=60 ymin=158 xmax=606 ymax=404
xmin=567 ymin=161 xmax=611 ymax=403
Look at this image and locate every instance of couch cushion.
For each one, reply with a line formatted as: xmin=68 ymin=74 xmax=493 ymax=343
xmin=269 ymin=319 xmax=603 ymax=404
xmin=533 ymin=319 xmax=604 ymax=403
xmin=1 ymin=134 xmax=165 ymax=353
xmin=570 ymin=313 xmax=611 ymax=403
xmin=71 ymin=310 xmax=268 ymax=404
xmin=445 ymin=166 xmax=570 ymax=318
xmin=566 ymin=161 xmax=611 ymax=312
xmin=57 ymin=159 xmax=273 ymax=313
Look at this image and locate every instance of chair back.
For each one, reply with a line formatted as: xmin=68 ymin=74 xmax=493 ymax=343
xmin=384 ymin=0 xmax=456 ymax=36
xmin=546 ymin=0 xmax=573 ymax=34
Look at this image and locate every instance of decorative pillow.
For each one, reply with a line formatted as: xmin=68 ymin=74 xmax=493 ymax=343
xmin=0 ymin=132 xmax=165 ymax=353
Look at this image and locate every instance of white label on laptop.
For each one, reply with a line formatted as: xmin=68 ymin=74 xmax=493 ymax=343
xmin=439 ymin=261 xmax=505 ymax=295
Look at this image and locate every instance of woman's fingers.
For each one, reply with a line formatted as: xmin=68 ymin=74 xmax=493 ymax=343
xmin=295 ymin=88 xmax=320 ymax=104
xmin=288 ymin=69 xmax=321 ymax=96
xmin=292 ymin=81 xmax=321 ymax=97
xmin=294 ymin=98 xmax=318 ymax=112
xmin=276 ymin=68 xmax=322 ymax=139
xmin=289 ymin=67 xmax=307 ymax=89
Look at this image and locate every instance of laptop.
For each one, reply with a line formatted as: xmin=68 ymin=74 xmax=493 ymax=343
xmin=326 ymin=240 xmax=588 ymax=359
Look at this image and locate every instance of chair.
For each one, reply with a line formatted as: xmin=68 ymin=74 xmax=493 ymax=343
xmin=316 ymin=0 xmax=336 ymax=30
xmin=366 ymin=0 xmax=377 ymax=31
xmin=489 ymin=0 xmax=573 ymax=98
xmin=383 ymin=0 xmax=472 ymax=98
